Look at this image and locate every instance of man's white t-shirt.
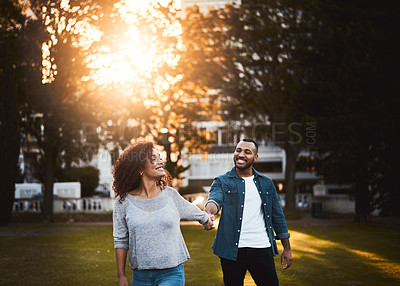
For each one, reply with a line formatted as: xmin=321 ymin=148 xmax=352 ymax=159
xmin=238 ymin=176 xmax=271 ymax=248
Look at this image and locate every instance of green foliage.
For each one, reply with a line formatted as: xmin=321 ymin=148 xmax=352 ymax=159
xmin=60 ymin=166 xmax=100 ymax=197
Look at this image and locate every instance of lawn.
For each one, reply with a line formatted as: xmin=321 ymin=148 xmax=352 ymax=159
xmin=0 ymin=220 xmax=399 ymax=286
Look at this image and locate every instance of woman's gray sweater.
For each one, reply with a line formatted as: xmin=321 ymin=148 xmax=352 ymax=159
xmin=113 ymin=186 xmax=209 ymax=270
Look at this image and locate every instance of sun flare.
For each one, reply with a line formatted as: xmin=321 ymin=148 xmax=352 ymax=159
xmin=41 ymin=0 xmax=182 ymax=94
xmin=87 ymin=25 xmax=158 ymax=85
xmin=87 ymin=0 xmax=181 ymax=86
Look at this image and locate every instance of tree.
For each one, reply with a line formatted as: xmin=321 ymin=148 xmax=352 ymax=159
xmin=20 ymin=0 xmax=104 ymax=220
xmin=0 ymin=1 xmax=28 ymax=225
xmin=136 ymin=2 xmax=214 ymax=180
xmin=182 ymin=0 xmax=319 ymax=212
xmin=305 ymin=1 xmax=398 ymax=221
xmin=90 ymin=1 xmax=213 ymax=182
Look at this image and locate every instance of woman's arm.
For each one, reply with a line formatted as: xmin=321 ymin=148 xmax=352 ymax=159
xmin=169 ymin=188 xmax=210 ymax=225
xmin=113 ymin=199 xmax=130 ymax=285
xmin=116 ymin=248 xmax=129 ymax=286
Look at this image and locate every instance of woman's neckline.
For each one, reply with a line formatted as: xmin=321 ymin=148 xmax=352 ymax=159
xmin=128 ymin=186 xmax=165 ymax=200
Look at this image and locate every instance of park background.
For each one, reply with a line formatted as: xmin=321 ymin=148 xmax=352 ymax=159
xmin=0 ymin=0 xmax=398 ymax=285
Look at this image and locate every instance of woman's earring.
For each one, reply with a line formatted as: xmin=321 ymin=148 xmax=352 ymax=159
xmin=139 ymin=172 xmax=143 ymax=176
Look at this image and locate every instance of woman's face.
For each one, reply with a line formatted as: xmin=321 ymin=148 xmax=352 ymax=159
xmin=142 ymin=148 xmax=166 ymax=179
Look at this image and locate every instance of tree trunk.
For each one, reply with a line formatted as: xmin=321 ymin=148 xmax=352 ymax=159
xmin=284 ymin=141 xmax=300 ymax=213
xmin=163 ymin=133 xmax=172 ymax=167
xmin=354 ymin=178 xmax=370 ymax=224
xmin=42 ymin=142 xmax=57 ymax=221
xmin=0 ymin=62 xmax=20 ymax=226
xmin=0 ymin=135 xmax=19 ymax=225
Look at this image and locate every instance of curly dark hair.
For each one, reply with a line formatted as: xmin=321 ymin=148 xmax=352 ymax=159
xmin=112 ymin=141 xmax=172 ymax=203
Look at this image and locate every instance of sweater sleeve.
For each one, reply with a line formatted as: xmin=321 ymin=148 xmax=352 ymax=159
xmin=113 ymin=197 xmax=129 ymax=249
xmin=168 ymin=188 xmax=209 ymax=225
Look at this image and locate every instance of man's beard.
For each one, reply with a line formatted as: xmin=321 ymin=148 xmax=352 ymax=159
xmin=234 ymin=157 xmax=254 ymax=170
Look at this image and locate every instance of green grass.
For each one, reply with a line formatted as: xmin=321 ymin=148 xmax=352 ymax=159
xmin=0 ymin=221 xmax=399 ymax=286
xmin=11 ymin=212 xmax=113 ymax=223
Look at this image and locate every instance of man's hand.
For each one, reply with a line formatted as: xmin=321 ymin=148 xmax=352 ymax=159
xmin=203 ymin=214 xmax=215 ymax=230
xmin=280 ymin=238 xmax=292 ymax=269
xmin=205 ymin=202 xmax=218 ymax=216
xmin=281 ymin=248 xmax=293 ymax=270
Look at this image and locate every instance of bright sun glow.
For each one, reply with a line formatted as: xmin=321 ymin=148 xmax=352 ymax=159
xmin=41 ymin=0 xmax=182 ymax=89
xmin=87 ymin=25 xmax=158 ymax=85
xmin=87 ymin=0 xmax=182 ymax=86
xmin=121 ymin=0 xmax=178 ymax=13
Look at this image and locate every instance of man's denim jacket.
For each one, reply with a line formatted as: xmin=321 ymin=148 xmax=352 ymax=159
xmin=206 ymin=167 xmax=290 ymax=260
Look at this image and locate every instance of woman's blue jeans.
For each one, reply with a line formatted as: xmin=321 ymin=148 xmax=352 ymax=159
xmin=132 ymin=264 xmax=185 ymax=286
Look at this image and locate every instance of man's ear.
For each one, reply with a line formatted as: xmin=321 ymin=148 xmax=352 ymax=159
xmin=254 ymin=154 xmax=259 ymax=162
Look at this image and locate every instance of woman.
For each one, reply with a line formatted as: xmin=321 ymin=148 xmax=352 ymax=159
xmin=112 ymin=141 xmax=213 ymax=286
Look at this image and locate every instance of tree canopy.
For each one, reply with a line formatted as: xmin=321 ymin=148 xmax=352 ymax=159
xmin=1 ymin=0 xmax=214 ymax=223
xmin=182 ymin=0 xmax=320 ymax=212
xmin=1 ymin=0 xmax=397 ymax=225
xmin=180 ymin=0 xmax=398 ymax=218
xmin=306 ymin=1 xmax=398 ymax=220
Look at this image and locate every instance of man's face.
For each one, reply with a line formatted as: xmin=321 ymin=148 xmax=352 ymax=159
xmin=233 ymin=141 xmax=258 ymax=170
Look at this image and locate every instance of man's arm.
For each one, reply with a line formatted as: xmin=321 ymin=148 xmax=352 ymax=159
xmin=269 ymin=179 xmax=291 ymax=269
xmin=280 ymin=238 xmax=293 ymax=270
xmin=205 ymin=178 xmax=223 ymax=215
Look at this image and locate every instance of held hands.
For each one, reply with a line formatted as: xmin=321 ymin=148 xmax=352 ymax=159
xmin=203 ymin=214 xmax=215 ymax=230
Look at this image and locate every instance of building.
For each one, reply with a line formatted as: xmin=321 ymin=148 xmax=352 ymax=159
xmin=180 ymin=119 xmax=322 ymax=209
xmin=180 ymin=0 xmax=239 ymax=13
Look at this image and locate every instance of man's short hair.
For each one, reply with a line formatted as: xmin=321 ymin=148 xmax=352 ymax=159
xmin=241 ymin=138 xmax=258 ymax=154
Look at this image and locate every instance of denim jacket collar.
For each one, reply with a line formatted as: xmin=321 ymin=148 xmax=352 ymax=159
xmin=227 ymin=166 xmax=261 ymax=179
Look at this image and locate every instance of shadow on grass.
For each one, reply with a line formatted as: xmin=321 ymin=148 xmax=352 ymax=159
xmin=280 ymin=223 xmax=400 ymax=286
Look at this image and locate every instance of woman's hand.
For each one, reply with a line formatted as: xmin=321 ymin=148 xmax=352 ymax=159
xmin=203 ymin=214 xmax=215 ymax=230
xmin=116 ymin=249 xmax=128 ymax=285
xmin=118 ymin=276 xmax=129 ymax=286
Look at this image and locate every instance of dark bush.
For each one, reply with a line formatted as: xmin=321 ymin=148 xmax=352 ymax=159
xmin=60 ymin=166 xmax=100 ymax=197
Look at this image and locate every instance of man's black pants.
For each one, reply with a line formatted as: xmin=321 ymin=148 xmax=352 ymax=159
xmin=220 ymin=247 xmax=279 ymax=286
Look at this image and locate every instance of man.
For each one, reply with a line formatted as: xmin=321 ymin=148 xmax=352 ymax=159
xmin=205 ymin=139 xmax=292 ymax=286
